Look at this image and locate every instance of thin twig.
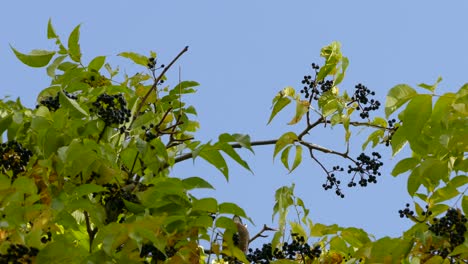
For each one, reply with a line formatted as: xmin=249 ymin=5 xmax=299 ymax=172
xmin=131 ymin=46 xmax=189 ymax=125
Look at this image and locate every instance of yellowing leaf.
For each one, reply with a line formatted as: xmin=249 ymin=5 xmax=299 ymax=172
xmin=288 ymin=99 xmax=310 ymax=125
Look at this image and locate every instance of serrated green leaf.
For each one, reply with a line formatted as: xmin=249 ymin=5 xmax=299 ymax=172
xmin=118 ymin=51 xmax=148 ymax=66
xmin=385 ymin=84 xmax=417 ymax=118
xmin=392 ymin=157 xmax=420 ymax=176
xmin=215 ymin=216 xmax=237 ymax=231
xmin=88 ymin=56 xmax=106 ymax=71
xmin=68 ymin=24 xmax=82 ymax=62
xmin=10 ymin=46 xmax=55 ymax=68
xmin=274 ymin=132 xmax=298 ymax=158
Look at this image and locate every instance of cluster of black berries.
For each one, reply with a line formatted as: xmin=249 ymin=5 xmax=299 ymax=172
xmin=0 ymin=140 xmax=33 ymax=177
xmin=0 ymin=244 xmax=39 ymax=264
xmin=141 ymin=124 xmax=158 ymax=143
xmin=101 ymin=183 xmax=139 ymax=223
xmin=352 ymin=84 xmax=380 ymax=119
xmin=147 ymin=57 xmax=165 ymax=71
xmin=247 ymin=234 xmax=321 ymax=263
xmin=300 ymin=63 xmax=336 ymax=101
xmin=90 ymin=93 xmax=131 ymax=126
xmin=322 ymin=166 xmax=345 ymax=198
xmin=384 ymin=118 xmax=400 ymax=147
xmin=347 ymin=152 xmax=383 ymax=187
xmin=398 ymin=203 xmax=415 ymax=218
xmin=429 ymin=208 xmax=466 ymax=251
xmin=36 ymin=91 xmax=77 ymax=111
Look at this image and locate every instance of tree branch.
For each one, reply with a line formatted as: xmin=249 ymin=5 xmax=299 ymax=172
xmin=84 ymin=210 xmax=98 ymax=253
xmin=249 ymin=224 xmax=277 ymax=243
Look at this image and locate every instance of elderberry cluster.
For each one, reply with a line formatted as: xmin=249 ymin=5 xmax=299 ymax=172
xmin=102 ymin=183 xmax=139 ymax=223
xmin=429 ymin=208 xmax=466 ymax=252
xmin=141 ymin=124 xmax=158 ymax=142
xmin=90 ymin=93 xmax=131 ymax=126
xmin=322 ymin=166 xmax=345 ymax=198
xmin=398 ymin=203 xmax=414 ymax=218
xmin=300 ymin=63 xmax=336 ymax=101
xmin=36 ymin=91 xmax=77 ymax=111
xmin=247 ymin=234 xmax=321 ymax=263
xmin=347 ymin=152 xmax=383 ymax=187
xmin=0 ymin=140 xmax=33 ymax=177
xmin=0 ymin=244 xmax=39 ymax=264
xmin=352 ymin=83 xmax=380 ymax=119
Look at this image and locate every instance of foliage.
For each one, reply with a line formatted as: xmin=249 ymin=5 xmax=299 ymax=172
xmin=0 ymin=21 xmax=466 ymax=263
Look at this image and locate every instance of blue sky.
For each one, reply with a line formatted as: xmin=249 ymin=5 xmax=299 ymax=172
xmin=1 ymin=1 xmax=467 ymax=248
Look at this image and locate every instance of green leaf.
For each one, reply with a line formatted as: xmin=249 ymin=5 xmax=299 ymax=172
xmin=118 ymin=51 xmax=148 ymax=66
xmin=390 ymin=124 xmax=408 ymax=156
xmin=407 ymin=166 xmax=422 ymax=196
xmin=385 ymin=84 xmax=417 ymax=118
xmin=88 ymin=56 xmax=106 ymax=71
xmin=47 ymin=18 xmax=58 ymax=39
xmin=362 ymin=130 xmax=384 ymax=150
xmin=46 ymin=55 xmax=67 ymax=77
xmin=431 ymin=185 xmax=459 ymax=204
xmin=72 ymin=184 xmax=106 ymax=198
xmin=280 ymin=145 xmax=292 ymax=170
xmin=310 ymin=223 xmax=340 ymax=236
xmin=404 ymin=94 xmax=432 ymax=141
xmin=12 ymin=177 xmax=37 ymax=195
xmin=462 ymin=195 xmax=468 ymax=215
xmin=392 ymin=157 xmax=420 ymax=177
xmin=268 ymin=97 xmax=291 ymax=124
xmin=450 ymin=175 xmax=468 ymax=188
xmin=334 ymin=56 xmax=349 ymax=86
xmin=418 ymin=76 xmax=442 ymax=93
xmin=10 ymin=46 xmax=55 ymax=67
xmin=341 ymin=227 xmax=370 ymax=248
xmin=215 ymin=216 xmax=237 ymax=231
xmin=182 ymin=177 xmax=214 ymax=190
xmin=218 ymin=202 xmax=248 ymax=219
xmin=59 ymin=91 xmax=88 ymax=118
xmin=290 ymin=145 xmax=302 ymax=172
xmin=198 ymin=145 xmax=229 ymax=180
xmin=274 ymin=132 xmax=298 ymax=158
xmin=192 ymin=198 xmax=218 ymax=213
xmin=68 ymin=24 xmax=82 ymax=62
xmin=289 ymin=221 xmax=307 ymax=240
xmin=217 ymin=142 xmax=252 ymax=172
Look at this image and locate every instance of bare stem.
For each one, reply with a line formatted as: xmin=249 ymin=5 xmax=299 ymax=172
xmin=84 ymin=211 xmax=98 ymax=253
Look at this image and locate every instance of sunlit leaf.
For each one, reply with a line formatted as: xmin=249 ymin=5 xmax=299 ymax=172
xmin=118 ymin=51 xmax=148 ymax=66
xmin=10 ymin=46 xmax=55 ymax=67
xmin=273 ymin=132 xmax=298 ymax=158
xmin=68 ymin=24 xmax=82 ymax=62
xmin=385 ymin=84 xmax=417 ymax=118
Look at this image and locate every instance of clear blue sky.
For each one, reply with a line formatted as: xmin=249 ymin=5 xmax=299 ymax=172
xmin=2 ymin=1 xmax=467 ymax=248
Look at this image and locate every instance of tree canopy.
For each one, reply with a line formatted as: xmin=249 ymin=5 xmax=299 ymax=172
xmin=0 ymin=21 xmax=466 ymax=263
